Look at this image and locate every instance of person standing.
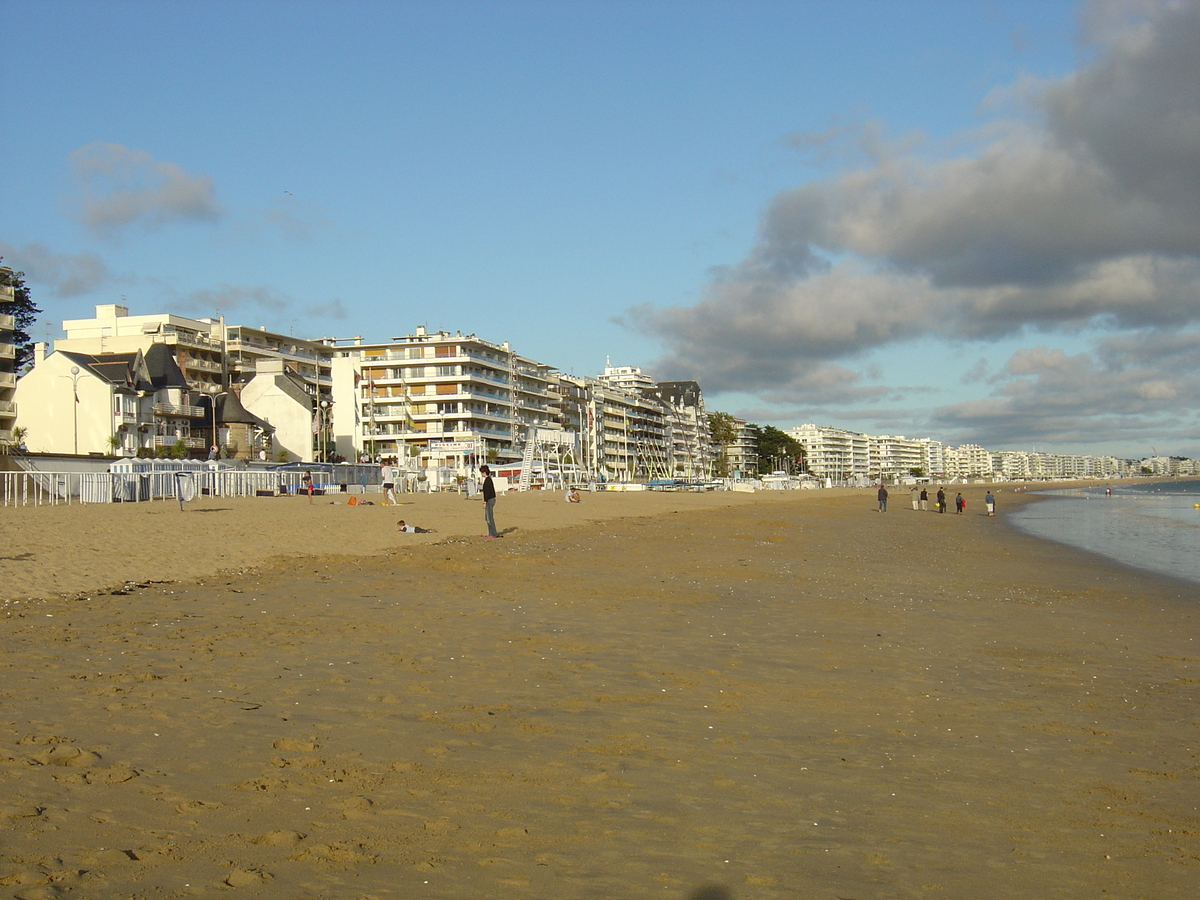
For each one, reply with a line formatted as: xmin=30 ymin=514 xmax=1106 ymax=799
xmin=919 ymin=487 xmax=929 ymax=511
xmin=302 ymin=470 xmax=314 ymax=505
xmin=381 ymin=460 xmax=397 ymax=505
xmin=955 ymin=492 xmax=965 ymax=514
xmin=910 ymin=486 xmax=920 ymax=511
xmin=985 ymin=491 xmax=996 ymax=516
xmin=877 ymin=484 xmax=888 ymax=513
xmin=480 ymin=464 xmax=499 ymax=538
xmin=936 ymin=486 xmax=946 ymax=513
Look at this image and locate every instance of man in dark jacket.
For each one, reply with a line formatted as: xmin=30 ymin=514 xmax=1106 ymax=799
xmin=480 ymin=465 xmax=499 ymax=538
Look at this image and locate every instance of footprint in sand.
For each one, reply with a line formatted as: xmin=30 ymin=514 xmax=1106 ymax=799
xmin=250 ymin=830 xmax=306 ymax=846
xmin=225 ymin=868 xmax=273 ymax=887
xmin=271 ymin=738 xmax=320 ymax=752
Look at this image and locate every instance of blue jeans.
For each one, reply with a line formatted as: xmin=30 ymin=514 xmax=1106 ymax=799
xmin=484 ymin=498 xmax=498 ymax=536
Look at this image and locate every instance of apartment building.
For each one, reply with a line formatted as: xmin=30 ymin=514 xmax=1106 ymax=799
xmin=217 ymin=322 xmax=332 ymax=399
xmin=58 ymin=305 xmax=225 ymax=393
xmin=869 ymin=435 xmax=927 ymax=481
xmin=328 ymin=327 xmax=560 ymax=472
xmin=943 ymin=443 xmax=995 ymax=479
xmin=56 ymin=305 xmax=335 ymax=401
xmin=788 ymin=424 xmax=871 ymax=482
xmin=0 ymin=267 xmax=15 ymax=443
xmin=644 ymin=381 xmax=711 ymax=479
xmin=726 ymin=417 xmax=758 ymax=477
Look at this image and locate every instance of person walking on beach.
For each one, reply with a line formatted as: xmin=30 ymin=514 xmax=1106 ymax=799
xmin=877 ymin=484 xmax=888 ymax=513
xmin=480 ymin=464 xmax=499 ymax=538
xmin=920 ymin=487 xmax=929 ymax=511
xmin=302 ymin=470 xmax=314 ymax=505
xmin=381 ymin=460 xmax=397 ymax=505
xmin=985 ymin=491 xmax=996 ymax=516
xmin=955 ymin=492 xmax=965 ymax=514
xmin=911 ymin=486 xmax=920 ymax=511
xmin=936 ymin=487 xmax=946 ymax=513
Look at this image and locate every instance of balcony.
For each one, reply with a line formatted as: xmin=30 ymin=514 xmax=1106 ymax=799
xmin=152 ymin=402 xmax=205 ymax=418
xmin=0 ymin=342 xmax=13 ymax=359
xmin=0 ymin=399 xmax=15 ymax=416
xmin=180 ymin=357 xmax=222 ymax=373
xmin=0 ymin=372 xmax=15 ymax=388
xmin=153 ymin=435 xmax=206 ymax=449
xmin=0 ymin=313 xmax=13 ymax=329
xmin=0 ymin=285 xmax=13 ymax=302
xmin=160 ymin=331 xmax=222 ymax=352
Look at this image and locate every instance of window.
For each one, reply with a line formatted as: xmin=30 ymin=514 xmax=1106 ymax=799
xmin=435 ymin=383 xmax=457 ymax=395
xmin=435 ymin=345 xmax=456 ymax=358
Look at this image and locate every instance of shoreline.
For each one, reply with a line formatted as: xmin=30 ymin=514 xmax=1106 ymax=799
xmin=2 ymin=486 xmax=1197 ymax=897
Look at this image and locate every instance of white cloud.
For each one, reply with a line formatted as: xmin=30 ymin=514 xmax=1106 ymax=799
xmin=0 ymin=240 xmax=120 ymax=297
xmin=70 ymin=142 xmax=222 ymax=237
xmin=631 ymin=0 xmax=1200 ymax=451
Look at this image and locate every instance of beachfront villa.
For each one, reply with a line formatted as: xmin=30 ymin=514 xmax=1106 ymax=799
xmin=13 ymin=342 xmax=275 ymax=460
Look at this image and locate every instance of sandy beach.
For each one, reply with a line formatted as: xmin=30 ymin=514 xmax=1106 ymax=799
xmin=1 ymin=485 xmax=1197 ymax=899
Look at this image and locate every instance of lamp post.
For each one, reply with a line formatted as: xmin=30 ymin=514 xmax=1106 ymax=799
xmin=319 ymin=399 xmax=330 ymax=462
xmin=69 ymin=365 xmax=81 ymax=455
xmin=198 ymin=393 xmax=218 ymax=458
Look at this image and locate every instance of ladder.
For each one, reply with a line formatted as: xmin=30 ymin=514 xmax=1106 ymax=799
xmin=517 ymin=427 xmax=537 ymax=491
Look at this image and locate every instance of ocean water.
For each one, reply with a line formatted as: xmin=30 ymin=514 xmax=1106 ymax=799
xmin=1008 ymin=480 xmax=1200 ymax=588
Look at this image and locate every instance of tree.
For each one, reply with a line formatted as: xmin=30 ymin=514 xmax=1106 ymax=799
xmin=754 ymin=425 xmax=805 ymax=475
xmin=0 ymin=260 xmax=42 ymax=373
xmin=707 ymin=411 xmax=738 ymax=477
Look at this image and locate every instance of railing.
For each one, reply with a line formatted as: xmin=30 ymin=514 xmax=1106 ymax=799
xmin=0 ymin=313 xmax=14 ymax=329
xmin=160 ymin=331 xmax=222 ymax=351
xmin=0 ymin=400 xmax=15 ymax=416
xmin=0 ymin=469 xmax=375 ymax=507
xmin=0 ymin=372 xmax=15 ymax=388
xmin=152 ymin=402 xmax=205 ymax=417
xmin=153 ymin=435 xmax=206 ymax=449
xmin=0 ymin=343 xmax=14 ymax=359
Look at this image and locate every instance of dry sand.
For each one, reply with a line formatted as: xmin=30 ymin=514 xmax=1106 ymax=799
xmin=1 ymin=486 xmax=1197 ymax=899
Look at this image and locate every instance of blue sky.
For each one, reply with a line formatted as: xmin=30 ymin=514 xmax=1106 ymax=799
xmin=3 ymin=0 xmax=1198 ymax=459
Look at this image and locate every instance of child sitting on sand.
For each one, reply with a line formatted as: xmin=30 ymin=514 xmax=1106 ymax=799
xmin=397 ymin=520 xmax=435 ymax=533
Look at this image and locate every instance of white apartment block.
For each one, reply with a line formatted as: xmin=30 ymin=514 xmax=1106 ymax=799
xmin=788 ymin=424 xmax=871 ymax=481
xmin=644 ymin=381 xmax=711 ymax=480
xmin=59 ymin=305 xmax=226 ymax=393
xmin=329 ymin=327 xmax=559 ymax=472
xmin=869 ymin=435 xmax=928 ymax=481
xmin=943 ymin=443 xmax=995 ymax=479
xmin=726 ymin=417 xmax=758 ymax=477
xmin=56 ymin=305 xmax=335 ymax=401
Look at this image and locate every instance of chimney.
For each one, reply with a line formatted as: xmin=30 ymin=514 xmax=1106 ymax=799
xmin=34 ymin=342 xmax=47 ymax=366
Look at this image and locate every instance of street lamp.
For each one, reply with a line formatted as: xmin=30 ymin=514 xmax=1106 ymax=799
xmin=198 ymin=393 xmax=218 ymax=457
xmin=69 ymin=365 xmax=81 ymax=455
xmin=319 ymin=399 xmax=330 ymax=462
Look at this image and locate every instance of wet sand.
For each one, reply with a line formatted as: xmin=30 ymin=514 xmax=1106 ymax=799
xmin=1 ymin=487 xmax=1197 ymax=899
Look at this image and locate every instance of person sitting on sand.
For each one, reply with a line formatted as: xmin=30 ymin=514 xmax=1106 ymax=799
xmin=565 ymin=489 xmax=582 ymax=503
xmin=397 ymin=519 xmax=435 ymax=533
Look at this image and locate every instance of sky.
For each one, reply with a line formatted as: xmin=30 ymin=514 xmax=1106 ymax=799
xmin=2 ymin=0 xmax=1198 ymax=459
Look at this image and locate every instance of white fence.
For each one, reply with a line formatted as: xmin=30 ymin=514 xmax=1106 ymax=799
xmin=0 ymin=469 xmax=371 ymax=507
